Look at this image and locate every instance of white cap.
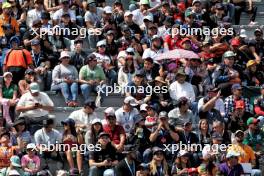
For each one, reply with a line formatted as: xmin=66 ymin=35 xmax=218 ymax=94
xmin=104 ymin=6 xmax=112 ymax=14
xmin=97 ymin=40 xmax=106 ymax=47
xmin=117 ymin=50 xmax=127 ymax=59
xmin=177 ymin=150 xmax=189 ymax=157
xmin=126 ymin=47 xmax=135 ymax=53
xmin=140 ymin=104 xmax=148 ymax=111
xmin=26 ymin=143 xmax=36 ymax=150
xmin=124 ymin=96 xmax=138 ymax=106
xmin=29 ymin=82 xmax=40 ymax=93
xmin=92 ymin=118 xmax=102 ymax=125
xmin=124 ymin=11 xmax=133 ymax=17
xmin=104 ymin=107 xmax=115 ymax=116
xmin=240 ymin=29 xmax=247 ymax=38
xmin=59 ymin=51 xmax=71 ymax=60
xmin=226 ymin=150 xmax=240 ymax=158
xmin=103 ymin=169 xmax=115 ymax=176
xmin=143 ymin=15 xmax=153 ymax=22
xmin=3 ymin=72 xmax=13 ymax=77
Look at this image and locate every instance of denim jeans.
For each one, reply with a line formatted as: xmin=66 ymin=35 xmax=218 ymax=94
xmin=80 ymin=84 xmax=106 ymax=102
xmin=51 ymin=82 xmax=78 ymax=102
xmin=105 ymin=69 xmax=117 ymax=86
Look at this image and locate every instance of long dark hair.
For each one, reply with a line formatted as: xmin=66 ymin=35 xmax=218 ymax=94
xmin=63 ymin=123 xmax=77 ymax=138
xmin=90 ymin=122 xmax=103 ymax=144
xmin=123 ymin=59 xmax=135 ymax=74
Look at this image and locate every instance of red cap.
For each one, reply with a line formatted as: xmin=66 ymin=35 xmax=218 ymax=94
xmin=231 ymin=38 xmax=241 ymax=46
xmin=235 ymin=100 xmax=245 ymax=109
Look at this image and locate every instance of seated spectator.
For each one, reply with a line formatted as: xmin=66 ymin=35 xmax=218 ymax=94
xmin=85 ymin=118 xmax=103 ymax=146
xmin=69 ymin=100 xmax=98 ymax=131
xmin=0 ymin=155 xmax=24 ymax=175
xmin=243 ymin=117 xmax=264 ymax=154
xmin=169 ymin=68 xmax=196 ymax=105
xmin=197 ymin=119 xmax=212 ymax=147
xmin=34 ymin=118 xmax=63 ymax=167
xmin=117 ymin=54 xmax=136 ymax=89
xmin=70 ymin=39 xmax=87 ymax=72
xmin=254 ymin=85 xmax=264 ymax=117
xmin=52 ymin=0 xmax=76 ymax=25
xmin=212 ymin=121 xmax=231 ymax=145
xmin=18 ymin=69 xmax=39 ymax=95
xmin=103 ymin=112 xmax=126 ymax=152
xmin=16 ymin=83 xmax=54 ymax=135
xmin=168 ymin=97 xmax=196 ymax=131
xmin=142 ymin=36 xmax=165 ymax=60
xmin=228 ymin=130 xmax=262 ymax=176
xmin=141 ymin=57 xmax=160 ymax=85
xmin=88 ymin=132 xmax=118 ymax=176
xmin=58 ymin=12 xmax=80 ymax=40
xmin=51 ymin=51 xmax=79 ymax=107
xmin=0 ymin=130 xmax=20 ymax=169
xmin=148 ymin=147 xmax=170 ymax=176
xmin=218 ymin=151 xmax=244 ymax=176
xmin=61 ymin=118 xmax=83 ymax=174
xmin=21 ymin=143 xmax=41 ymax=176
xmin=171 ymin=150 xmax=193 ymax=176
xmin=244 ymin=60 xmax=264 ymax=86
xmin=144 ymin=105 xmax=158 ymax=133
xmin=12 ymin=117 xmax=31 ymax=154
xmin=115 ymin=96 xmax=139 ymax=136
xmin=165 ymin=62 xmax=178 ymax=84
xmin=0 ymin=72 xmax=18 ymax=125
xmin=26 ymin=0 xmax=44 ymax=28
xmin=79 ymin=54 xmax=106 ymax=103
xmin=224 ymin=84 xmax=250 ymax=118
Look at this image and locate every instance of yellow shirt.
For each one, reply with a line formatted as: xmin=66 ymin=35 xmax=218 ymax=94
xmin=228 ymin=144 xmax=255 ymax=163
xmin=0 ymin=14 xmax=19 ymax=37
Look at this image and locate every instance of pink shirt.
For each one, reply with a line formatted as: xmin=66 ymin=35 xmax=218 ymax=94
xmin=21 ymin=155 xmax=40 ymax=170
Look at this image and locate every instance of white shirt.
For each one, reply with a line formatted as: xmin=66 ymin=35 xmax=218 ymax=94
xmin=169 ymin=81 xmax=195 ymax=102
xmin=132 ymin=9 xmax=153 ymax=26
xmin=84 ymin=8 xmax=103 ymax=26
xmin=53 ymin=9 xmax=76 ymax=22
xmin=34 ymin=128 xmax=62 ymax=145
xmin=17 ymin=92 xmax=54 ymax=118
xmin=26 ymin=9 xmax=43 ymax=27
xmin=198 ymin=97 xmax=225 ymax=117
xmin=115 ymin=107 xmax=139 ymax=133
xmin=69 ymin=109 xmax=98 ymax=126
xmin=142 ymin=48 xmax=165 ymax=60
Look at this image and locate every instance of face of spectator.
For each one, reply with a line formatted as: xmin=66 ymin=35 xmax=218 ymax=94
xmin=125 ymin=15 xmax=133 ymax=23
xmin=261 ymin=88 xmax=264 ymax=96
xmin=184 ymin=123 xmax=192 ymax=132
xmin=234 ymin=108 xmax=245 ymax=118
xmin=190 ymin=59 xmax=201 ymax=67
xmin=235 ymin=133 xmax=244 ymax=143
xmin=62 ymin=1 xmax=69 ymax=10
xmin=123 ymin=103 xmax=132 ymax=112
xmin=61 ymin=56 xmax=70 ymax=65
xmin=11 ymin=41 xmax=18 ymax=48
xmin=193 ymin=2 xmax=201 ymax=12
xmin=75 ymin=43 xmax=82 ymax=52
xmin=62 ymin=16 xmax=70 ymax=24
xmin=152 ymin=39 xmax=161 ymax=49
xmin=249 ymin=123 xmax=258 ymax=130
xmin=140 ymin=110 xmax=147 ymax=118
xmin=177 ymin=75 xmax=186 ymax=84
xmin=224 ymin=57 xmax=234 ymax=67
xmin=147 ymin=108 xmax=155 ymax=116
xmin=255 ymin=32 xmax=263 ymax=41
xmin=93 ymin=123 xmax=102 ymax=132
xmin=228 ymin=156 xmax=238 ymax=166
xmin=212 ymin=123 xmax=223 ymax=133
xmin=84 ymin=106 xmax=94 ymax=114
xmin=153 ymin=151 xmax=164 ymax=161
xmin=212 ymin=138 xmax=222 ymax=144
xmin=215 ymin=8 xmax=224 ymax=15
xmin=126 ymin=57 xmax=133 ymax=65
xmin=144 ymin=61 xmax=153 ymax=71
xmin=103 ymin=12 xmax=112 ymax=20
xmin=98 ymin=135 xmax=110 ymax=146
xmin=63 ymin=123 xmax=70 ymax=131
xmin=148 ymin=26 xmax=157 ymax=36
xmin=88 ymin=59 xmax=97 ymax=69
xmin=249 ymin=65 xmax=257 ymax=72
xmin=98 ymin=45 xmax=106 ymax=54
xmin=31 ymin=44 xmax=40 ymax=52
xmin=4 ymin=74 xmax=12 ymax=83
xmin=128 ymin=151 xmax=137 ymax=160
xmin=106 ymin=33 xmax=114 ymax=41
xmin=134 ymin=75 xmax=143 ymax=85
xmin=179 ymin=103 xmax=189 ymax=112
xmin=208 ymin=91 xmax=217 ymax=98
xmin=200 ymin=120 xmax=208 ymax=131
xmin=159 ymin=117 xmax=168 ymax=125
xmin=233 ymin=88 xmax=242 ymax=97
xmin=17 ymin=123 xmax=25 ymax=132
xmin=107 ymin=116 xmax=116 ymax=126
xmin=45 ymin=124 xmax=54 ymax=132
xmin=3 ymin=7 xmax=12 ymax=15
xmin=25 ymin=73 xmax=36 ymax=83
xmin=30 ymin=91 xmax=39 ymax=97
xmin=0 ymin=135 xmax=10 ymax=145
xmin=140 ymin=4 xmax=149 ymax=11
xmin=180 ymin=156 xmax=188 ymax=163
xmin=34 ymin=1 xmax=43 ymax=10
xmin=185 ymin=15 xmax=193 ymax=24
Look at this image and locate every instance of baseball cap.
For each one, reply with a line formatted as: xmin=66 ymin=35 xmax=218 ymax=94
xmin=98 ymin=132 xmax=110 ymax=138
xmin=91 ymin=118 xmax=102 ymax=125
xmin=29 ymin=83 xmax=40 ymax=93
xmin=239 ymin=29 xmax=247 ymax=38
xmin=106 ymin=30 xmax=114 ymax=36
xmin=10 ymin=156 xmax=21 ymax=167
xmin=2 ymin=2 xmax=12 ymax=9
xmin=25 ymin=68 xmax=35 ymax=75
xmin=211 ymin=132 xmax=223 ymax=140
xmin=84 ymin=100 xmax=96 ymax=109
xmin=231 ymin=38 xmax=240 ymax=46
xmin=247 ymin=117 xmax=259 ymax=126
xmin=126 ymin=47 xmax=135 ymax=54
xmin=61 ymin=118 xmax=75 ymax=126
xmin=152 ymin=147 xmax=163 ymax=155
xmin=59 ymin=51 xmax=71 ymax=60
xmin=140 ymin=0 xmax=149 ymax=5
xmin=215 ymin=3 xmax=224 ymax=10
xmin=226 ymin=150 xmax=240 ymax=158
xmin=104 ymin=107 xmax=115 ymax=116
xmin=151 ymin=35 xmax=160 ymax=41
xmin=168 ymin=62 xmax=177 ymax=71
xmin=143 ymin=15 xmax=153 ymax=22
xmin=158 ymin=111 xmax=168 ymax=119
xmin=231 ymin=84 xmax=242 ymax=90
xmin=26 ymin=143 xmax=36 ymax=150
xmin=192 ymin=0 xmax=201 ymax=5
xmin=140 ymin=104 xmax=148 ymax=112
xmin=86 ymin=53 xmax=97 ymax=62
xmin=97 ymin=40 xmax=106 ymax=47
xmin=246 ymin=60 xmax=256 ymax=68
xmin=185 ymin=10 xmax=193 ymax=17
xmin=135 ymin=69 xmax=145 ymax=77
xmin=234 ymin=130 xmax=244 ymax=136
xmin=3 ymin=72 xmax=12 ymax=77
xmin=103 ymin=6 xmax=112 ymax=14
xmin=124 ymin=11 xmax=133 ymax=17
xmin=62 ymin=12 xmax=70 ymax=17
xmin=124 ymin=96 xmax=138 ymax=106
xmin=255 ymin=28 xmax=263 ymax=34
xmin=31 ymin=39 xmax=40 ymax=46
xmin=177 ymin=150 xmax=189 ymax=157
xmin=41 ymin=12 xmax=50 ymax=20
xmin=234 ymin=100 xmax=245 ymax=109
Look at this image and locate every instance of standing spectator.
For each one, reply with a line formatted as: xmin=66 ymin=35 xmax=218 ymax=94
xmin=132 ymin=0 xmax=153 ymax=26
xmin=0 ymin=72 xmax=18 ymax=125
xmin=3 ymin=36 xmax=33 ymax=84
xmin=79 ymin=53 xmax=106 ymax=103
xmin=51 ymin=51 xmax=79 ymax=107
xmin=16 ymin=83 xmax=54 ymax=134
xmin=52 ymin=0 xmax=76 ymax=25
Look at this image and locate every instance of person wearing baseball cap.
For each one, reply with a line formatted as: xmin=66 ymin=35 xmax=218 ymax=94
xmin=254 ymin=84 xmax=264 ymax=117
xmin=115 ymin=96 xmax=139 ymax=134
xmin=244 ymin=59 xmax=263 ymax=87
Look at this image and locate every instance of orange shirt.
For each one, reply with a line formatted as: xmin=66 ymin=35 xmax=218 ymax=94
xmin=4 ymin=49 xmax=33 ymax=68
xmin=0 ymin=146 xmax=18 ymax=168
xmin=228 ymin=144 xmax=255 ymax=163
xmin=0 ymin=14 xmax=19 ymax=37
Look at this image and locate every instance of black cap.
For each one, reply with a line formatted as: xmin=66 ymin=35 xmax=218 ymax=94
xmin=25 ymin=68 xmax=35 ymax=75
xmin=122 ymin=144 xmax=136 ymax=154
xmin=13 ymin=117 xmax=26 ymax=127
xmin=98 ymin=132 xmax=110 ymax=138
xmin=86 ymin=53 xmax=97 ymax=63
xmin=41 ymin=12 xmax=50 ymax=20
xmin=84 ymin=100 xmax=96 ymax=109
xmin=152 ymin=147 xmax=164 ymax=155
xmin=114 ymin=0 xmax=122 ymax=4
xmin=62 ymin=12 xmax=70 ymax=17
xmin=61 ymin=118 xmax=75 ymax=126
xmin=135 ymin=69 xmax=145 ymax=77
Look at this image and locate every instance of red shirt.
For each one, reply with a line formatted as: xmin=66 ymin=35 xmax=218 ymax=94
xmin=103 ymin=124 xmax=126 ymax=145
xmin=164 ymin=35 xmax=182 ymax=50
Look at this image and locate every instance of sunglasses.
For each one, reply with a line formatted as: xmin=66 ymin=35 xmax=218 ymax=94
xmin=99 ymin=45 xmax=106 ymax=48
xmin=155 ymin=152 xmax=164 ymax=156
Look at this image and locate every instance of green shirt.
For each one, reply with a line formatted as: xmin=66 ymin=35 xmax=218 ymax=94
xmin=243 ymin=129 xmax=264 ymax=152
xmin=79 ymin=65 xmax=106 ymax=81
xmin=1 ymin=84 xmax=17 ymax=99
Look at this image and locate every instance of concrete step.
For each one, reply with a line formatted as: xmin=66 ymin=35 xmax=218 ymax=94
xmin=232 ymin=24 xmax=264 ymax=39
xmin=240 ymin=12 xmax=264 ymax=25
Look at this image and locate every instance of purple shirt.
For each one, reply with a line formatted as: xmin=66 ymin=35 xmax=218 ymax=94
xmin=218 ymin=162 xmax=244 ymax=176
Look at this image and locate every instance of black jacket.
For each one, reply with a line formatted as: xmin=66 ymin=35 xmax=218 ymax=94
xmin=115 ymin=159 xmax=140 ymax=176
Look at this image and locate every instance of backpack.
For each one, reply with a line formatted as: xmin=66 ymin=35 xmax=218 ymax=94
xmin=5 ymin=48 xmax=28 ymax=68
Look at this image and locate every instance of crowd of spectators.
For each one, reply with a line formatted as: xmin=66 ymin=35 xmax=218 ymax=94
xmin=0 ymin=0 xmax=264 ymax=175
